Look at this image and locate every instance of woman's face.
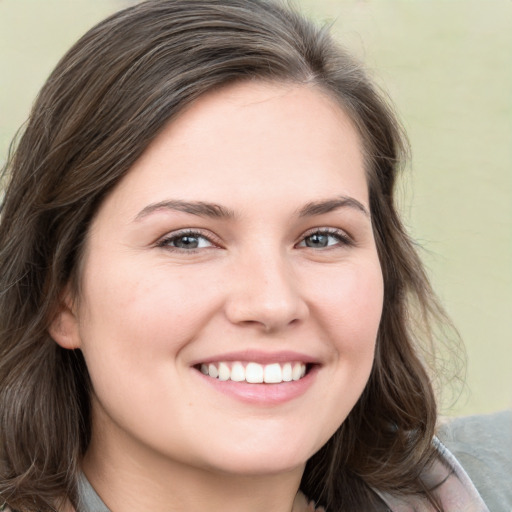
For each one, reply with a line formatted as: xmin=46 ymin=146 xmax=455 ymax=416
xmin=56 ymin=81 xmax=383 ymax=476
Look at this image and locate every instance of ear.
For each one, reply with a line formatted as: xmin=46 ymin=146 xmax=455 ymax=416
xmin=48 ymin=285 xmax=82 ymax=350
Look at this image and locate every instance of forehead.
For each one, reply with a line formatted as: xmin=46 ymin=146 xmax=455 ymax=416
xmin=95 ymin=80 xmax=368 ymax=222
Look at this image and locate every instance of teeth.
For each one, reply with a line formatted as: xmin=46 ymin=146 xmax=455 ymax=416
xmin=208 ymin=363 xmax=218 ymax=379
xmin=292 ymin=362 xmax=302 ymax=381
xmin=230 ymin=362 xmax=245 ymax=382
xmin=282 ymin=363 xmax=292 ymax=382
xmin=218 ymin=362 xmax=230 ymax=381
xmin=264 ymin=363 xmax=282 ymax=383
xmin=199 ymin=361 xmax=308 ymax=384
xmin=245 ymin=362 xmax=264 ymax=383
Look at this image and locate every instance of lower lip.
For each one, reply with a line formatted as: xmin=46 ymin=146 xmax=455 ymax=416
xmin=193 ymin=366 xmax=319 ymax=405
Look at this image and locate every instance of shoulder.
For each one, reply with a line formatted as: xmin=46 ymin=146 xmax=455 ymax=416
xmin=437 ymin=409 xmax=512 ymax=511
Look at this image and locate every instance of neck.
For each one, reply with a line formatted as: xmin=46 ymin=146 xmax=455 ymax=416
xmin=82 ymin=421 xmax=305 ymax=512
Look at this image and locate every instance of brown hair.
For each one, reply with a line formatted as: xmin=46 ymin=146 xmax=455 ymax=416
xmin=0 ymin=0 xmax=451 ymax=510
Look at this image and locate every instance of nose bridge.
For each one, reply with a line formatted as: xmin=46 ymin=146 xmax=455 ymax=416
xmin=224 ymin=242 xmax=308 ymax=331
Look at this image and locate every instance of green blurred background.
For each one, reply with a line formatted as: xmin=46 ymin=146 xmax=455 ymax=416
xmin=1 ymin=0 xmax=510 ymax=416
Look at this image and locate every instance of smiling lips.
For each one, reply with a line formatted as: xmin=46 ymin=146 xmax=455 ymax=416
xmin=200 ymin=361 xmax=307 ymax=384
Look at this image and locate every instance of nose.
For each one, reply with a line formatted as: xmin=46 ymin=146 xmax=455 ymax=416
xmin=224 ymin=250 xmax=309 ymax=333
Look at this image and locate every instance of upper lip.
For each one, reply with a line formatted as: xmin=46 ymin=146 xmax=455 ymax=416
xmin=190 ymin=350 xmax=320 ymax=366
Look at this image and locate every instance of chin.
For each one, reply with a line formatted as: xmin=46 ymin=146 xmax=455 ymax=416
xmin=195 ymin=436 xmax=320 ymax=477
xmin=207 ymin=453 xmax=308 ymax=477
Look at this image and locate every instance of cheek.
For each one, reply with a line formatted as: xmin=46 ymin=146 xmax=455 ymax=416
xmin=76 ymin=255 xmax=224 ymax=370
xmin=299 ymin=259 xmax=383 ymax=445
xmin=305 ymin=259 xmax=384 ymax=349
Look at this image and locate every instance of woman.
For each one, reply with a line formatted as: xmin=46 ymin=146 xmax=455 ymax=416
xmin=0 ymin=1 xmax=505 ymax=511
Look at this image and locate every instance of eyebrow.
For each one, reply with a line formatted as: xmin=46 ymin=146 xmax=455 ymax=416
xmin=134 ymin=195 xmax=369 ymax=223
xmin=134 ymin=200 xmax=236 ymax=222
xmin=297 ymin=196 xmax=369 ymax=218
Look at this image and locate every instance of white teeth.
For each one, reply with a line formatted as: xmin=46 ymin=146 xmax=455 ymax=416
xmin=230 ymin=362 xmax=245 ymax=382
xmin=292 ymin=363 xmax=303 ymax=381
xmin=208 ymin=363 xmax=218 ymax=379
xmin=199 ymin=361 xmax=308 ymax=384
xmin=282 ymin=363 xmax=292 ymax=382
xmin=245 ymin=362 xmax=264 ymax=383
xmin=218 ymin=362 xmax=230 ymax=381
xmin=263 ymin=363 xmax=282 ymax=383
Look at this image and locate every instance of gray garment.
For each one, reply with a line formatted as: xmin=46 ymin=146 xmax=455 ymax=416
xmin=375 ymin=436 xmax=490 ymax=511
xmin=437 ymin=409 xmax=512 ymax=512
xmin=77 ymin=472 xmax=110 ymax=512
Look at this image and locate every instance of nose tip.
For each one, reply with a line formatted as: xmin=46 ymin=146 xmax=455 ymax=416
xmin=224 ymin=262 xmax=309 ymax=332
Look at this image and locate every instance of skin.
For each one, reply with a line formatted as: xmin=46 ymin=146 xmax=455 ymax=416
xmin=51 ymin=81 xmax=384 ymax=512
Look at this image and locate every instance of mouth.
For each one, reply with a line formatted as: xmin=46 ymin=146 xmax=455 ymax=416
xmin=191 ymin=351 xmax=320 ymax=404
xmin=195 ymin=361 xmax=311 ymax=384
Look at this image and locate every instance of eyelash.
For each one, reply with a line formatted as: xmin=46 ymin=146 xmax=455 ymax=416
xmin=156 ymin=227 xmax=353 ymax=253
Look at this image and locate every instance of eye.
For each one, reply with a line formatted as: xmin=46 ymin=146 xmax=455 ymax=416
xmin=297 ymin=229 xmax=352 ymax=249
xmin=157 ymin=230 xmax=215 ymax=251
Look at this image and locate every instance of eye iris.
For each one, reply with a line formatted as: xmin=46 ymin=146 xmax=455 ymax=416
xmin=174 ymin=235 xmax=199 ymax=249
xmin=305 ymin=233 xmax=329 ymax=248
